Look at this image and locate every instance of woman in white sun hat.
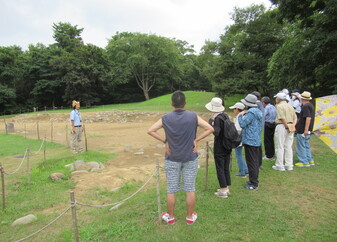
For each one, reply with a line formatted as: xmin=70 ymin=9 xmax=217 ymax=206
xmin=205 ymin=97 xmax=231 ymax=199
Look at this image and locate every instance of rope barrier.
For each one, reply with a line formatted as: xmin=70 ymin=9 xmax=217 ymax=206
xmin=3 ymin=149 xmax=28 ymax=175
xmin=15 ymin=206 xmax=71 ymax=242
xmin=30 ymin=138 xmax=45 ymax=155
xmin=77 ymin=169 xmax=155 ymax=208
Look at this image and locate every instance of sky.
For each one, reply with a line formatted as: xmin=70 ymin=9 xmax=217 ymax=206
xmin=0 ymin=0 xmax=272 ymax=52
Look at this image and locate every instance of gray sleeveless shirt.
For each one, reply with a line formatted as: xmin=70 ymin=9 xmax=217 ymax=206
xmin=162 ymin=110 xmax=198 ymax=162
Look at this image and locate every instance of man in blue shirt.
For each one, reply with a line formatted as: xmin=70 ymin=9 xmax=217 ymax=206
xmin=70 ymin=100 xmax=83 ymax=154
xmin=262 ymin=96 xmax=277 ymax=160
xmin=238 ymin=94 xmax=263 ymax=190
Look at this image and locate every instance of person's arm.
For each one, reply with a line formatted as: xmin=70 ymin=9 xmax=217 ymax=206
xmin=193 ymin=115 xmax=214 ymax=153
xmin=304 ymin=117 xmax=311 ymax=136
xmin=147 ymin=118 xmax=170 ymax=154
xmin=70 ymin=111 xmax=76 ymax=134
xmin=238 ymin=110 xmax=252 ymax=128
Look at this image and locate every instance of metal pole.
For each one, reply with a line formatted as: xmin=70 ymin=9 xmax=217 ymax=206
xmin=204 ymin=141 xmax=209 ymax=191
xmin=0 ymin=164 xmax=5 ymax=210
xmin=37 ymin=121 xmax=40 ymax=140
xmin=27 ymin=146 xmax=30 ymax=185
xmin=70 ymin=191 xmax=80 ymax=242
xmin=156 ymin=159 xmax=161 ymax=222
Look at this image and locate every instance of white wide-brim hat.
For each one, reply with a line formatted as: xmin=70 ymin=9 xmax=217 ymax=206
xmin=205 ymin=97 xmax=225 ymax=112
xmin=229 ymin=102 xmax=245 ymax=110
xmin=274 ymin=92 xmax=287 ymax=100
xmin=241 ymin=94 xmax=258 ymax=107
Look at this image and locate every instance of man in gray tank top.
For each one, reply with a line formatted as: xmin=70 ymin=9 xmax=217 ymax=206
xmin=148 ymin=91 xmax=214 ymax=225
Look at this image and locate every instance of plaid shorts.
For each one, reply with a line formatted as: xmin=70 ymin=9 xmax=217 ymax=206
xmin=164 ymin=158 xmax=198 ymax=193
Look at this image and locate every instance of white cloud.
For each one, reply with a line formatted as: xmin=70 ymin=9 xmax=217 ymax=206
xmin=0 ymin=0 xmax=272 ymax=51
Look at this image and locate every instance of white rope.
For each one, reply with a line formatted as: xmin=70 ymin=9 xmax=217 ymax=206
xmin=15 ymin=206 xmax=71 ymax=242
xmin=3 ymin=149 xmax=28 ymax=175
xmin=77 ymin=169 xmax=155 ymax=208
xmin=30 ymin=138 xmax=45 ymax=155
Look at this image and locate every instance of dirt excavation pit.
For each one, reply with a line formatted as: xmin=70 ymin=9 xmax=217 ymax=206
xmin=7 ymin=111 xmax=212 ymax=196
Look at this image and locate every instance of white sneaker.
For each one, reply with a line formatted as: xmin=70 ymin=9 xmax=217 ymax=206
xmin=272 ymin=165 xmax=285 ymax=171
xmin=214 ymin=191 xmax=228 ymax=198
xmin=186 ymin=212 xmax=198 ymax=225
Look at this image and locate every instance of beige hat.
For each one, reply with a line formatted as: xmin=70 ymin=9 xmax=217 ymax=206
xmin=229 ymin=102 xmax=245 ymax=110
xmin=291 ymin=92 xmax=301 ymax=99
xmin=205 ymin=97 xmax=225 ymax=112
xmin=300 ymin=91 xmax=312 ymax=100
xmin=72 ymin=100 xmax=80 ymax=107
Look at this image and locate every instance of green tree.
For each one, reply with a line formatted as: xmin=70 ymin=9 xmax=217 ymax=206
xmin=106 ymin=32 xmax=182 ymax=100
xmin=52 ymin=22 xmax=84 ymax=51
xmin=270 ymin=0 xmax=337 ymax=96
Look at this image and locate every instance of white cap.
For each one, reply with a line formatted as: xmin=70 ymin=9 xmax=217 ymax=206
xmin=274 ymin=92 xmax=287 ymax=100
xmin=229 ymin=102 xmax=245 ymax=110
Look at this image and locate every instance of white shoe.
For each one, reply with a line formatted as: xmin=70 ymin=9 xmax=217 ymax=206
xmin=272 ymin=165 xmax=285 ymax=171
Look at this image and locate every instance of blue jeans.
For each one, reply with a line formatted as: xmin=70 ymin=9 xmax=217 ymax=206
xmin=296 ymin=134 xmax=313 ymax=164
xmin=234 ymin=146 xmax=248 ymax=175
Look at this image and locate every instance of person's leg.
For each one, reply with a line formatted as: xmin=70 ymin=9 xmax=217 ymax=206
xmin=275 ymin=125 xmax=286 ymax=168
xmin=71 ymin=130 xmax=77 ymax=153
xmin=164 ymin=160 xmax=181 ymax=218
xmin=284 ymin=132 xmax=294 ymax=168
xmin=244 ymin=145 xmax=259 ymax=186
xmin=214 ymin=146 xmax=227 ymax=188
xmin=224 ymin=150 xmax=231 ymax=187
xmin=296 ymin=134 xmax=307 ymax=163
xmin=264 ymin=125 xmax=274 ymax=158
xmin=167 ymin=193 xmax=176 ymax=218
xmin=181 ymin=158 xmax=198 ymax=219
xmin=258 ymin=145 xmax=262 ymax=168
xmin=186 ymin=192 xmax=196 ymax=219
xmin=305 ymin=135 xmax=313 ymax=162
xmin=77 ymin=127 xmax=83 ymax=152
xmin=235 ymin=146 xmax=248 ymax=175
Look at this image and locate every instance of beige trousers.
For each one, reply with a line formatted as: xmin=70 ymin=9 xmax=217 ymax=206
xmin=275 ymin=125 xmax=294 ymax=169
xmin=71 ymin=127 xmax=83 ymax=152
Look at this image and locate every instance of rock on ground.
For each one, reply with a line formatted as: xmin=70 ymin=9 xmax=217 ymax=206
xmin=12 ymin=214 xmax=37 ymax=226
xmin=49 ymin=173 xmax=65 ymax=180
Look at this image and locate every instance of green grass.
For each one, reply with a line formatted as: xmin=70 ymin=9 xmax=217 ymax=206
xmin=0 ymin=92 xmax=245 ymax=117
xmin=2 ymin=135 xmax=335 ymax=241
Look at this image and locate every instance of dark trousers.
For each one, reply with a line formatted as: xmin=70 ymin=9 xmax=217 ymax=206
xmin=214 ymin=143 xmax=232 ymax=188
xmin=264 ymin=123 xmax=276 ymax=158
xmin=258 ymin=145 xmax=262 ymax=167
xmin=244 ymin=144 xmax=259 ymax=187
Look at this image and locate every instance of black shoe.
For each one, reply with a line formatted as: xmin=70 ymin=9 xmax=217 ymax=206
xmin=246 ymin=181 xmax=253 ymax=185
xmin=243 ymin=185 xmax=258 ymax=190
xmin=235 ymin=173 xmax=248 ymax=178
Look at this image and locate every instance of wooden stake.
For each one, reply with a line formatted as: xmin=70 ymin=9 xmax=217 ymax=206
xmin=51 ymin=121 xmax=53 ymax=143
xmin=37 ymin=121 xmax=40 ymax=140
xmin=66 ymin=125 xmax=69 ymax=147
xmin=4 ymin=119 xmax=7 ymax=135
xmin=70 ymin=191 xmax=80 ymax=242
xmin=156 ymin=159 xmax=161 ymax=222
xmin=43 ymin=136 xmax=46 ymax=163
xmin=27 ymin=146 xmax=30 ymax=185
xmin=0 ymin=163 xmax=5 ymax=210
xmin=204 ymin=141 xmax=209 ymax=191
xmin=83 ymin=125 xmax=88 ymax=152
xmin=24 ymin=123 xmax=27 ymax=139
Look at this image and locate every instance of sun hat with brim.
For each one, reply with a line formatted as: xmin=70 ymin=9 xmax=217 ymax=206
xmin=229 ymin=102 xmax=245 ymax=110
xmin=291 ymin=92 xmax=301 ymax=99
xmin=241 ymin=94 xmax=258 ymax=107
xmin=273 ymin=92 xmax=287 ymax=100
xmin=300 ymin=91 xmax=312 ymax=100
xmin=205 ymin=97 xmax=225 ymax=112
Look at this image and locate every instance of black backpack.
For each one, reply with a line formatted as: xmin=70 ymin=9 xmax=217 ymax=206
xmin=217 ymin=113 xmax=242 ymax=150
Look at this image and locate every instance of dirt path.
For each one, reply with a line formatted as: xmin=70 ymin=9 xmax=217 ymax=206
xmin=7 ymin=111 xmax=212 ymax=197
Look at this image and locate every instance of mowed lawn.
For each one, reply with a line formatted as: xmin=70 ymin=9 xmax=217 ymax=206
xmin=0 ymin=134 xmax=336 ymax=241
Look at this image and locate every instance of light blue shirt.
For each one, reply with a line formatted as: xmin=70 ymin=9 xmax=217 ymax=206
xmin=264 ymin=103 xmax=277 ymax=123
xmin=70 ymin=109 xmax=82 ymax=126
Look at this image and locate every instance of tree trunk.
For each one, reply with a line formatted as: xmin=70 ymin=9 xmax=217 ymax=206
xmin=143 ymin=89 xmax=150 ymax=100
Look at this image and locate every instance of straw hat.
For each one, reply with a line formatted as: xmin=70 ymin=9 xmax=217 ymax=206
xmin=72 ymin=100 xmax=80 ymax=107
xmin=205 ymin=97 xmax=225 ymax=112
xmin=241 ymin=94 xmax=258 ymax=107
xmin=300 ymin=91 xmax=312 ymax=100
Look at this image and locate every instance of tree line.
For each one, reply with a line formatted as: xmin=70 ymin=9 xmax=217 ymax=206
xmin=1 ymin=1 xmax=336 ymax=114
